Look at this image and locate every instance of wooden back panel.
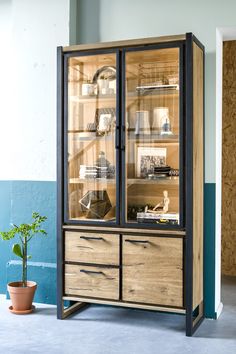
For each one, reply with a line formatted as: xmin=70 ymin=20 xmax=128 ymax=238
xmin=192 ymin=42 xmax=204 ymax=309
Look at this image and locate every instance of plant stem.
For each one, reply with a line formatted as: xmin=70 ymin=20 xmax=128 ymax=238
xmin=22 ymin=238 xmax=27 ymax=287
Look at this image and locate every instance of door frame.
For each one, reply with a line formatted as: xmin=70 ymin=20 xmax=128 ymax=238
xmin=215 ymin=26 xmax=236 ymax=318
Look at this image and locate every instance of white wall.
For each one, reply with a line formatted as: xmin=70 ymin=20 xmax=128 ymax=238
xmin=0 ymin=0 xmax=70 ymax=181
xmin=215 ymin=28 xmax=223 ymax=316
xmin=78 ymin=0 xmax=236 ymax=184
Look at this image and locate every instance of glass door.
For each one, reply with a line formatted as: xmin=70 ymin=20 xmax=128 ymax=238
xmin=65 ymin=51 xmax=119 ymax=223
xmin=123 ymin=45 xmax=182 ymax=227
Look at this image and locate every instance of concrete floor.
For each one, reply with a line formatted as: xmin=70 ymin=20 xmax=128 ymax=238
xmin=0 ymin=277 xmax=235 ymax=354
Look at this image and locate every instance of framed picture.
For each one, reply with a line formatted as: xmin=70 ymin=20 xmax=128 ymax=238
xmin=95 ymin=108 xmax=116 ymax=135
xmin=136 ymin=144 xmax=167 ymax=178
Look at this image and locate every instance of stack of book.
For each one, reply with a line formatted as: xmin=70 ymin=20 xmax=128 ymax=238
xmin=154 ymin=165 xmax=171 ymax=177
xmin=136 ymin=212 xmax=179 ymax=225
xmin=79 ymin=165 xmax=97 ymax=179
xmin=79 ymin=165 xmax=113 ymax=179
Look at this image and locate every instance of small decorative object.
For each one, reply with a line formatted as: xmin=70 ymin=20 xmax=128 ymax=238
xmin=148 ymin=165 xmax=171 ymax=179
xmin=92 ymin=66 xmax=116 ymax=95
xmin=79 ymin=190 xmax=112 ymax=219
xmin=147 ymin=190 xmax=170 ymax=214
xmin=134 ymin=110 xmax=150 ymax=135
xmin=137 ymin=212 xmax=179 ymax=225
xmin=127 ymin=204 xmax=150 ymax=221
xmin=87 ymin=122 xmax=97 ymax=131
xmin=98 ymin=114 xmax=114 ymax=134
xmin=136 ymin=145 xmax=166 ymax=178
xmin=81 ymin=82 xmax=95 ymax=96
xmin=96 ymin=151 xmax=115 ymax=179
xmin=0 ymin=212 xmax=47 ymax=314
xmin=154 ymin=165 xmax=171 ymax=177
xmin=79 ymin=152 xmax=115 ymax=180
xmin=160 ymin=116 xmax=173 ymax=136
xmin=95 ymin=108 xmax=116 ymax=135
xmin=152 ymin=107 xmax=169 ymax=134
xmin=169 ymin=168 xmax=179 ymax=177
xmin=96 ymin=151 xmax=110 ymax=167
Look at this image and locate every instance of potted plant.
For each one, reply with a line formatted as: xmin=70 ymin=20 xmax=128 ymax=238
xmin=0 ymin=212 xmax=47 ymax=314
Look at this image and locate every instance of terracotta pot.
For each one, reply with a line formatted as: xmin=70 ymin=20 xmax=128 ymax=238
xmin=7 ymin=281 xmax=37 ymax=312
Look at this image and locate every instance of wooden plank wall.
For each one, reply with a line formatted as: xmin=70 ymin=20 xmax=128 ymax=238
xmin=222 ymin=41 xmax=236 ymax=276
xmin=192 ymin=42 xmax=204 ymax=309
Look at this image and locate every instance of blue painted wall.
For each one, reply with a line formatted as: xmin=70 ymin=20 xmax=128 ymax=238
xmin=0 ymin=180 xmax=216 ymax=315
xmin=204 ymin=183 xmax=216 ymax=318
xmin=0 ymin=181 xmax=56 ymax=304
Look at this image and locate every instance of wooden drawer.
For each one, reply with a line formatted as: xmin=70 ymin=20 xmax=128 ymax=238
xmin=122 ymin=235 xmax=183 ymax=307
xmin=65 ymin=231 xmax=119 ymax=265
xmin=64 ymin=264 xmax=119 ymax=300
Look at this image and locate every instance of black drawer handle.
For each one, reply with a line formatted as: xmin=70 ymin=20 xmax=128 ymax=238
xmin=80 ymin=236 xmax=104 ymax=241
xmin=80 ymin=269 xmax=104 ymax=275
xmin=125 ymin=239 xmax=150 ymax=244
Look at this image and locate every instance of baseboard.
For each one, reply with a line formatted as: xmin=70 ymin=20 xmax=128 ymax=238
xmin=215 ymin=301 xmax=223 ymax=319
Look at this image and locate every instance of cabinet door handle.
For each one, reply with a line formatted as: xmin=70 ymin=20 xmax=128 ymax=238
xmin=121 ymin=126 xmax=125 ymax=150
xmin=115 ymin=126 xmax=120 ymax=149
xmin=125 ymin=239 xmax=149 ymax=244
xmin=80 ymin=269 xmax=104 ymax=275
xmin=80 ymin=236 xmax=104 ymax=241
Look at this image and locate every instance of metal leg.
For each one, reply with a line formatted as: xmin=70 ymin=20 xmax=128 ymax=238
xmin=186 ymin=301 xmax=204 ymax=336
xmin=61 ymin=300 xmax=90 ymax=319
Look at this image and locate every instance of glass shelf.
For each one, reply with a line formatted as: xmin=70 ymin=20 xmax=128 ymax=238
xmin=69 ymin=178 xmax=116 ymax=184
xmin=69 ymin=94 xmax=116 ymax=104
xmin=68 ymin=131 xmax=114 ymax=142
xmin=127 ymin=177 xmax=179 ymax=185
xmin=69 ymin=85 xmax=178 ymax=105
xmin=127 ymin=131 xmax=179 ymax=143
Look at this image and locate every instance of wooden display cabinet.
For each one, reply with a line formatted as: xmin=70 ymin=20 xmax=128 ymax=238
xmin=57 ymin=33 xmax=204 ymax=336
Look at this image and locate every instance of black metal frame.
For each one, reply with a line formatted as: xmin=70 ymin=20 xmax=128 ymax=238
xmin=57 ymin=33 xmax=205 ymax=335
xmin=121 ymin=41 xmax=185 ymax=230
xmin=63 ymin=48 xmax=121 ymax=227
xmin=57 ymin=46 xmax=64 ymax=319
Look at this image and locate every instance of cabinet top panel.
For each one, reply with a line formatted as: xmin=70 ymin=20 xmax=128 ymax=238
xmin=62 ymin=34 xmax=186 ymax=53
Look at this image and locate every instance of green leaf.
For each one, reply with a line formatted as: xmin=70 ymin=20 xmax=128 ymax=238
xmin=27 ymin=255 xmax=32 ymax=259
xmin=12 ymin=243 xmax=23 ymax=259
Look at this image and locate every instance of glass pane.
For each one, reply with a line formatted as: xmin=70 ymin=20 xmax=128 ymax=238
xmin=125 ymin=47 xmax=180 ymax=226
xmin=67 ymin=53 xmax=117 ymax=222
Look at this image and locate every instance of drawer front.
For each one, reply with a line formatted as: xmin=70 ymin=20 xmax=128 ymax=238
xmin=65 ymin=264 xmax=119 ymax=300
xmin=65 ymin=231 xmax=119 ymax=265
xmin=123 ymin=235 xmax=183 ymax=307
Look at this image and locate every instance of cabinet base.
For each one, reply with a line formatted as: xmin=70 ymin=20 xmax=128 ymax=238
xmin=63 ymin=296 xmax=186 ymax=315
xmin=61 ymin=296 xmax=205 ymax=336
